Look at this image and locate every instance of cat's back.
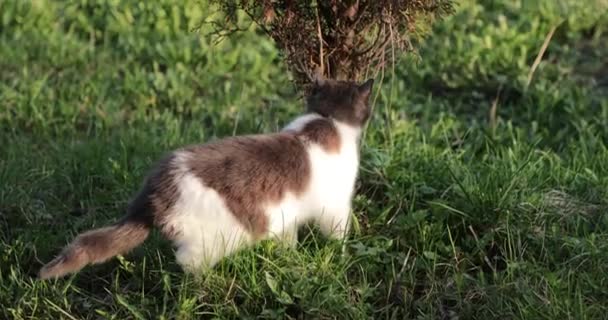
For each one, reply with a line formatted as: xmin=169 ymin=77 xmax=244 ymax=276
xmin=180 ymin=133 xmax=311 ymax=198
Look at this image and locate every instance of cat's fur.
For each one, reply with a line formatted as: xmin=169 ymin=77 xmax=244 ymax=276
xmin=38 ymin=75 xmax=374 ymax=279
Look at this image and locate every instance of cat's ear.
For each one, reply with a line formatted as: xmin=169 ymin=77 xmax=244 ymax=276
xmin=358 ymin=79 xmax=374 ymax=101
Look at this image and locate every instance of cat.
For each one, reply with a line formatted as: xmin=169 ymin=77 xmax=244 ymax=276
xmin=38 ymin=74 xmax=374 ymax=279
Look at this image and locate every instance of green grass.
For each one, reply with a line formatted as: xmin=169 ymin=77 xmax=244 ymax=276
xmin=2 ymin=0 xmax=608 ymax=318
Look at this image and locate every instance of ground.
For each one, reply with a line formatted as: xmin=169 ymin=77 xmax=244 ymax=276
xmin=1 ymin=0 xmax=608 ymax=319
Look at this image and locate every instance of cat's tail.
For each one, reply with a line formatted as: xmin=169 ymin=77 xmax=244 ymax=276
xmin=38 ymin=212 xmax=152 ymax=280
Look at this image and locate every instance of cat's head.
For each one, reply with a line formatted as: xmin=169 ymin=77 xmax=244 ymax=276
xmin=306 ymin=73 xmax=374 ymax=128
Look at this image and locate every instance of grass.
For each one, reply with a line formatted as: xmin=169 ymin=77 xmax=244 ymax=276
xmin=1 ymin=0 xmax=608 ymax=318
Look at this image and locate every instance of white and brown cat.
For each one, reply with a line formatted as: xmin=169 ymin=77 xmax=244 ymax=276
xmin=39 ymin=74 xmax=374 ymax=279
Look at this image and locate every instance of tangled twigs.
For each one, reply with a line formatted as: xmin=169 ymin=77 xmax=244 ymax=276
xmin=212 ymin=0 xmax=454 ymax=91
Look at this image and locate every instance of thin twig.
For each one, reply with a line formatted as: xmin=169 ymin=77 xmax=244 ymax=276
xmin=489 ymin=84 xmax=503 ymax=131
xmin=526 ymin=22 xmax=562 ymax=90
xmin=315 ymin=1 xmax=325 ymax=75
xmin=385 ymin=20 xmax=396 ymax=150
xmin=362 ymin=47 xmax=386 ymax=142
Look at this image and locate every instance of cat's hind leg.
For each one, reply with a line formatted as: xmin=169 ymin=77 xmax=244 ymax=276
xmin=175 ymin=229 xmax=251 ymax=274
xmin=175 ymin=244 xmax=209 ymax=273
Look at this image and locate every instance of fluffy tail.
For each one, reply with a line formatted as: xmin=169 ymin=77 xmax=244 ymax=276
xmin=39 ymin=214 xmax=151 ymax=280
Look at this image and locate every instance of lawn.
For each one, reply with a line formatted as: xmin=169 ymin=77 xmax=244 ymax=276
xmin=1 ymin=0 xmax=608 ymax=319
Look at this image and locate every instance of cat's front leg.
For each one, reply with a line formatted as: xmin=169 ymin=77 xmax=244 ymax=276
xmin=317 ymin=207 xmax=351 ymax=254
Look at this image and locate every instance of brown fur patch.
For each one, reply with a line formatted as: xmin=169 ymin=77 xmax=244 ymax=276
xmin=297 ymin=118 xmax=341 ymax=153
xmin=183 ymin=133 xmax=311 ymax=237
